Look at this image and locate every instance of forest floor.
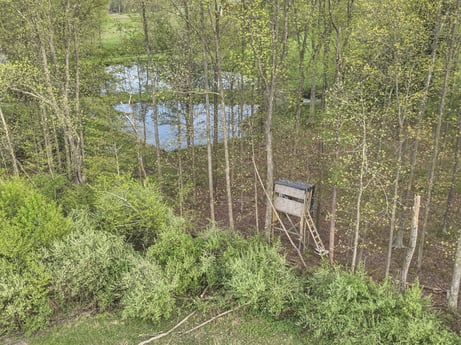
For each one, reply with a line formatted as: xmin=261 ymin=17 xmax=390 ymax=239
xmin=191 ymin=176 xmax=461 ymax=334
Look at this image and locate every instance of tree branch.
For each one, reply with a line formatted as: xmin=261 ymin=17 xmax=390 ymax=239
xmin=138 ymin=311 xmax=196 ymax=345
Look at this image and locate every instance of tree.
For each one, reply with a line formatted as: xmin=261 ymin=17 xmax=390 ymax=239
xmin=210 ymin=0 xmax=234 ymax=229
xmin=0 ymin=0 xmax=107 ymax=183
xmin=200 ymin=2 xmax=215 ymax=224
xmin=417 ymin=0 xmax=458 ymax=270
xmin=239 ymin=0 xmax=290 ymax=236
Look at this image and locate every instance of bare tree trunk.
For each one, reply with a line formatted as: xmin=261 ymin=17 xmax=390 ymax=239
xmin=293 ymin=21 xmax=308 ymax=156
xmin=184 ymin=1 xmax=196 ymax=192
xmin=386 ymin=74 xmax=405 ymax=277
xmin=40 ymin=105 xmax=55 ymax=176
xmin=0 ymin=107 xmax=19 ymax=177
xmin=200 ymin=2 xmax=215 ymax=224
xmin=176 ymin=110 xmax=184 ymax=216
xmin=351 ymin=117 xmax=367 ymax=273
xmin=418 ymin=2 xmax=457 ymax=270
xmin=140 ymin=0 xmax=162 ymax=181
xmin=72 ymin=22 xmax=85 ymax=184
xmin=396 ymin=7 xmax=441 ymax=245
xmin=443 ymin=114 xmax=461 ymax=233
xmin=329 ymin=185 xmax=336 ymax=263
xmin=442 ymin=0 xmax=461 ymax=233
xmin=262 ymin=0 xmax=290 ymax=236
xmin=212 ymin=0 xmax=234 ymax=229
xmin=125 ymin=105 xmax=147 ymax=181
xmin=400 ymin=195 xmax=420 ymax=293
xmin=448 ymin=229 xmax=461 ymax=309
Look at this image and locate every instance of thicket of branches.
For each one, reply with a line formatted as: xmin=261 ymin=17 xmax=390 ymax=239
xmin=0 ymin=176 xmax=458 ymax=344
xmin=2 ymin=0 xmax=461 ymax=336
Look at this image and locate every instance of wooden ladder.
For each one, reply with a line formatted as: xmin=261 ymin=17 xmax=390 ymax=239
xmin=305 ymin=211 xmax=328 ymax=256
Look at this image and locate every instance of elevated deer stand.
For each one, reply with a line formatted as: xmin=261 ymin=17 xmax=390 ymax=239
xmin=272 ymin=180 xmax=327 ymax=256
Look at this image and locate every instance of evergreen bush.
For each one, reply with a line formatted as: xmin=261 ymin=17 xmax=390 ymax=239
xmin=195 ymin=226 xmax=243 ymax=289
xmin=43 ymin=210 xmax=137 ymax=312
xmin=296 ymin=266 xmax=459 ymax=344
xmin=222 ymin=238 xmax=300 ymax=316
xmin=30 ymin=173 xmax=95 ymax=214
xmin=147 ymin=220 xmax=204 ymax=295
xmin=0 ymin=178 xmax=70 ymax=264
xmin=120 ymin=256 xmax=176 ymax=323
xmin=94 ymin=176 xmax=171 ymax=250
xmin=0 ymin=257 xmax=51 ymax=335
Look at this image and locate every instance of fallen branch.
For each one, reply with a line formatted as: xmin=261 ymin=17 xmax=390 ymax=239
xmin=180 ymin=305 xmax=244 ymax=336
xmin=393 ymin=279 xmax=447 ymax=294
xmin=137 ymin=311 xmax=196 ymax=345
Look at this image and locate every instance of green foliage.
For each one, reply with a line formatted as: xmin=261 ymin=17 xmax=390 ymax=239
xmin=30 ymin=173 xmax=95 ymax=214
xmin=0 ymin=178 xmax=70 ymax=263
xmin=43 ymin=210 xmax=137 ymax=312
xmin=195 ymin=226 xmax=244 ymax=289
xmin=94 ymin=176 xmax=171 ymax=250
xmin=222 ymin=238 xmax=300 ymax=316
xmin=0 ymin=257 xmax=51 ymax=335
xmin=296 ymin=266 xmax=459 ymax=344
xmin=147 ymin=221 xmax=203 ymax=295
xmin=120 ymin=256 xmax=176 ymax=324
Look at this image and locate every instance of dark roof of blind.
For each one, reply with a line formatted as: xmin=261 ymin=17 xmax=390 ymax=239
xmin=275 ymin=179 xmax=314 ymax=191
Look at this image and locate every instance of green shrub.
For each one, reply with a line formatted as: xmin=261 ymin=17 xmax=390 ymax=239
xmin=0 ymin=178 xmax=70 ymax=264
xmin=43 ymin=210 xmax=137 ymax=312
xmin=121 ymin=256 xmax=176 ymax=323
xmin=94 ymin=176 xmax=171 ymax=250
xmin=30 ymin=173 xmax=95 ymax=214
xmin=0 ymin=257 xmax=51 ymax=335
xmin=296 ymin=266 xmax=459 ymax=344
xmin=222 ymin=238 xmax=300 ymax=316
xmin=195 ymin=226 xmax=244 ymax=289
xmin=147 ymin=220 xmax=204 ymax=295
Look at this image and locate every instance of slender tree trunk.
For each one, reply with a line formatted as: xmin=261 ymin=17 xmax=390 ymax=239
xmin=176 ymin=105 xmax=184 ymax=216
xmin=40 ymin=105 xmax=54 ymax=176
xmin=184 ymin=1 xmax=196 ymax=192
xmin=125 ymin=106 xmax=147 ymax=181
xmin=329 ymin=185 xmax=336 ymax=263
xmin=442 ymin=0 xmax=461 ymax=233
xmin=200 ymin=2 xmax=215 ymax=224
xmin=386 ymin=73 xmax=405 ymax=277
xmin=396 ymin=6 xmax=442 ymax=244
xmin=448 ymin=229 xmax=461 ymax=309
xmin=293 ymin=23 xmax=308 ymax=155
xmin=443 ymin=114 xmax=461 ymax=233
xmin=73 ymin=24 xmax=85 ymax=184
xmin=212 ymin=0 xmax=234 ymax=229
xmin=418 ymin=3 xmax=457 ymax=270
xmin=352 ymin=117 xmax=367 ymax=272
xmin=0 ymin=107 xmax=19 ymax=177
xmin=263 ymin=0 xmax=290 ymax=236
xmin=140 ymin=0 xmax=162 ymax=181
xmin=400 ymin=195 xmax=420 ymax=293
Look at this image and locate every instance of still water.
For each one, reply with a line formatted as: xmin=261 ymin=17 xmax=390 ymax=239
xmin=109 ymin=64 xmax=253 ymax=151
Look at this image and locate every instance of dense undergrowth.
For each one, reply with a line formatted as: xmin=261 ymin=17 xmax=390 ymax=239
xmin=0 ymin=175 xmax=459 ymax=344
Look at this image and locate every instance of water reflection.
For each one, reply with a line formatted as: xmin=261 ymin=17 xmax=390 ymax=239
xmin=107 ymin=64 xmax=254 ymax=150
xmin=115 ymin=102 xmax=253 ymax=151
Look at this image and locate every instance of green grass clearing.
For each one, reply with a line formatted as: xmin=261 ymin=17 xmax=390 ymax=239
xmin=16 ymin=311 xmax=306 ymax=345
xmin=101 ymin=13 xmax=142 ymax=51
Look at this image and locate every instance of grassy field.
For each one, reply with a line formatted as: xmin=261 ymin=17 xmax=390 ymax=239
xmin=101 ymin=13 xmax=141 ymax=51
xmin=99 ymin=13 xmax=146 ymax=64
xmin=16 ymin=311 xmax=305 ymax=345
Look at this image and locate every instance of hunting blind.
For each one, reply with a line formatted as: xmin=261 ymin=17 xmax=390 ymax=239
xmin=272 ymin=180 xmax=327 ymax=256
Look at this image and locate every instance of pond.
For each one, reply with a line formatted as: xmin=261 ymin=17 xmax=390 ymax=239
xmin=108 ymin=64 xmax=254 ymax=150
xmin=115 ymin=102 xmax=253 ymax=151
